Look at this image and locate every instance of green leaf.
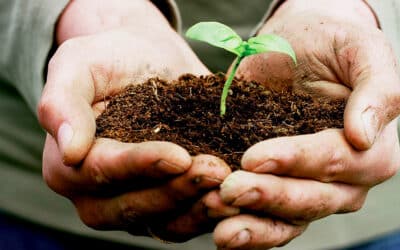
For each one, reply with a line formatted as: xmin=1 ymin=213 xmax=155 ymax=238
xmin=247 ymin=34 xmax=297 ymax=64
xmin=186 ymin=22 xmax=243 ymax=56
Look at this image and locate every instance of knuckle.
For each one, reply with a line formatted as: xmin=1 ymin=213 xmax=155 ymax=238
xmin=375 ymin=163 xmax=398 ymax=184
xmin=269 ymin=220 xmax=288 ymax=246
xmin=322 ymin=147 xmax=347 ymax=182
xmin=74 ymin=199 xmax=105 ymax=230
xmin=87 ymin=155 xmax=110 ymax=185
xmin=37 ymin=97 xmax=55 ymax=129
xmin=337 ymin=186 xmax=368 ymax=213
xmin=276 ymin=225 xmax=307 ymax=247
xmin=292 ymin=189 xmax=333 ymax=223
xmin=386 ymin=163 xmax=399 ymax=179
xmin=119 ymin=202 xmax=142 ymax=226
xmin=267 ymin=219 xmax=305 ymax=248
xmin=341 ymin=195 xmax=367 ymax=213
xmin=347 ymin=199 xmax=364 ymax=213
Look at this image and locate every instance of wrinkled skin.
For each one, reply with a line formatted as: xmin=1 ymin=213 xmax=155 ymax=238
xmin=211 ymin=6 xmax=400 ymax=250
xmin=39 ymin=0 xmax=238 ymax=243
xmin=39 ymin=0 xmax=400 ymax=249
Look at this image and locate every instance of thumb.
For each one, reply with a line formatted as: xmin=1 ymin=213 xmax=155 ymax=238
xmin=344 ymin=56 xmax=400 ymax=150
xmin=38 ymin=45 xmax=96 ymax=166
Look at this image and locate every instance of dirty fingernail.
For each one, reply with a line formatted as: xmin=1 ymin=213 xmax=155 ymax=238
xmin=58 ymin=122 xmax=73 ymax=153
xmin=361 ymin=108 xmax=380 ymax=146
xmin=253 ymin=160 xmax=278 ymax=172
xmin=232 ymin=189 xmax=261 ymax=206
xmin=192 ymin=176 xmax=223 ymax=187
xmin=155 ymin=160 xmax=186 ymax=174
xmin=227 ymin=229 xmax=251 ymax=248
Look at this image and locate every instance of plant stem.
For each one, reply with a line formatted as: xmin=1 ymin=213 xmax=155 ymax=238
xmin=220 ymin=56 xmax=243 ymax=117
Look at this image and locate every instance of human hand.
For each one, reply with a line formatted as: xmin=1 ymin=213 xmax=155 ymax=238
xmin=43 ymin=136 xmax=234 ymax=242
xmin=39 ymin=0 xmax=236 ymax=242
xmin=211 ymin=0 xmax=400 ymax=249
xmin=237 ymin=0 xmax=400 ymax=151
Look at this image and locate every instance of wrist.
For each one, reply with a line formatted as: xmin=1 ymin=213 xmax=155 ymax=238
xmin=271 ymin=0 xmax=378 ymax=28
xmin=56 ymin=0 xmax=172 ymax=45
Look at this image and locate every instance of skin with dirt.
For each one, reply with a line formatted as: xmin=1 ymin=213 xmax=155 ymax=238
xmin=96 ymin=74 xmax=345 ymax=169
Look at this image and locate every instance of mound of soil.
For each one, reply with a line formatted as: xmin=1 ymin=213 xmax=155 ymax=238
xmin=96 ymin=74 xmax=345 ymax=169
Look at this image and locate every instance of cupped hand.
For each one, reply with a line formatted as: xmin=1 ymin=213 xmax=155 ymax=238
xmin=43 ymin=136 xmax=234 ymax=242
xmin=215 ymin=121 xmax=398 ymax=249
xmin=39 ymin=25 xmax=208 ymax=165
xmin=211 ymin=1 xmax=400 ymax=249
xmin=237 ymin=5 xmax=400 ymax=151
xmin=38 ymin=0 xmax=237 ymax=242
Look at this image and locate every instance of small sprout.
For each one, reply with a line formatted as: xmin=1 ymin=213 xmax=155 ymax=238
xmin=186 ymin=21 xmax=297 ymax=116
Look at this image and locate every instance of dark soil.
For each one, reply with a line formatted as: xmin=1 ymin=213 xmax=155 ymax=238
xmin=96 ymin=74 xmax=345 ymax=169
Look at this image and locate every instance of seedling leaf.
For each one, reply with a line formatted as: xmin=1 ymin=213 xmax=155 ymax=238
xmin=185 ymin=22 xmax=243 ymax=56
xmin=185 ymin=21 xmax=297 ymax=116
xmin=248 ymin=34 xmax=297 ymax=64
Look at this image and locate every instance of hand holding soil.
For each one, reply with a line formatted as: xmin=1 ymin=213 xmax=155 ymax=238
xmin=211 ymin=3 xmax=400 ymax=249
xmin=39 ymin=1 xmax=236 ymax=243
xmin=94 ymin=11 xmax=400 ymax=249
xmin=38 ymin=0 xmax=400 ymax=249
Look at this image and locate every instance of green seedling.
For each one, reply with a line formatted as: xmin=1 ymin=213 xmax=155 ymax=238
xmin=186 ymin=21 xmax=297 ymax=116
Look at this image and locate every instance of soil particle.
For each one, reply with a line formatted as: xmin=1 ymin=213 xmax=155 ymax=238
xmin=96 ymin=74 xmax=345 ymax=169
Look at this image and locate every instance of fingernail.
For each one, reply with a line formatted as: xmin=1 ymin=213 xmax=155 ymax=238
xmin=361 ymin=108 xmax=380 ymax=145
xmin=232 ymin=189 xmax=261 ymax=206
xmin=220 ymin=172 xmax=242 ymax=191
xmin=57 ymin=122 xmax=73 ymax=153
xmin=155 ymin=160 xmax=186 ymax=174
xmin=220 ymin=172 xmax=243 ymax=203
xmin=207 ymin=207 xmax=240 ymax=218
xmin=227 ymin=229 xmax=251 ymax=248
xmin=191 ymin=176 xmax=223 ymax=187
xmin=253 ymin=160 xmax=278 ymax=172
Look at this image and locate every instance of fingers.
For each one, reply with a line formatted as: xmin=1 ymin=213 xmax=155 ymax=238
xmin=38 ymin=40 xmax=97 ymax=165
xmin=341 ymin=32 xmax=400 ymax=150
xmin=205 ymin=190 xmax=241 ymax=219
xmin=241 ymin=124 xmax=399 ymax=186
xmin=214 ymin=214 xmax=306 ymax=250
xmin=219 ymin=171 xmax=367 ymax=225
xmin=146 ymin=191 xmax=240 ymax=243
xmin=70 ymin=154 xmax=231 ymax=230
xmin=43 ymin=136 xmax=193 ymax=195
xmin=80 ymin=138 xmax=193 ymax=186
xmin=297 ymin=80 xmax=351 ymax=100
xmin=344 ymin=81 xmax=400 ymax=150
xmin=79 ymin=139 xmax=192 ymax=179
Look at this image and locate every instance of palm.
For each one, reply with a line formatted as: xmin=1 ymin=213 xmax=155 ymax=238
xmin=235 ymin=15 xmax=392 ymax=101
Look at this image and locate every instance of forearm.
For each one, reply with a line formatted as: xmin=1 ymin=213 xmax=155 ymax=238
xmin=56 ymin=0 xmax=174 ymax=44
xmin=269 ymin=0 xmax=378 ymax=28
